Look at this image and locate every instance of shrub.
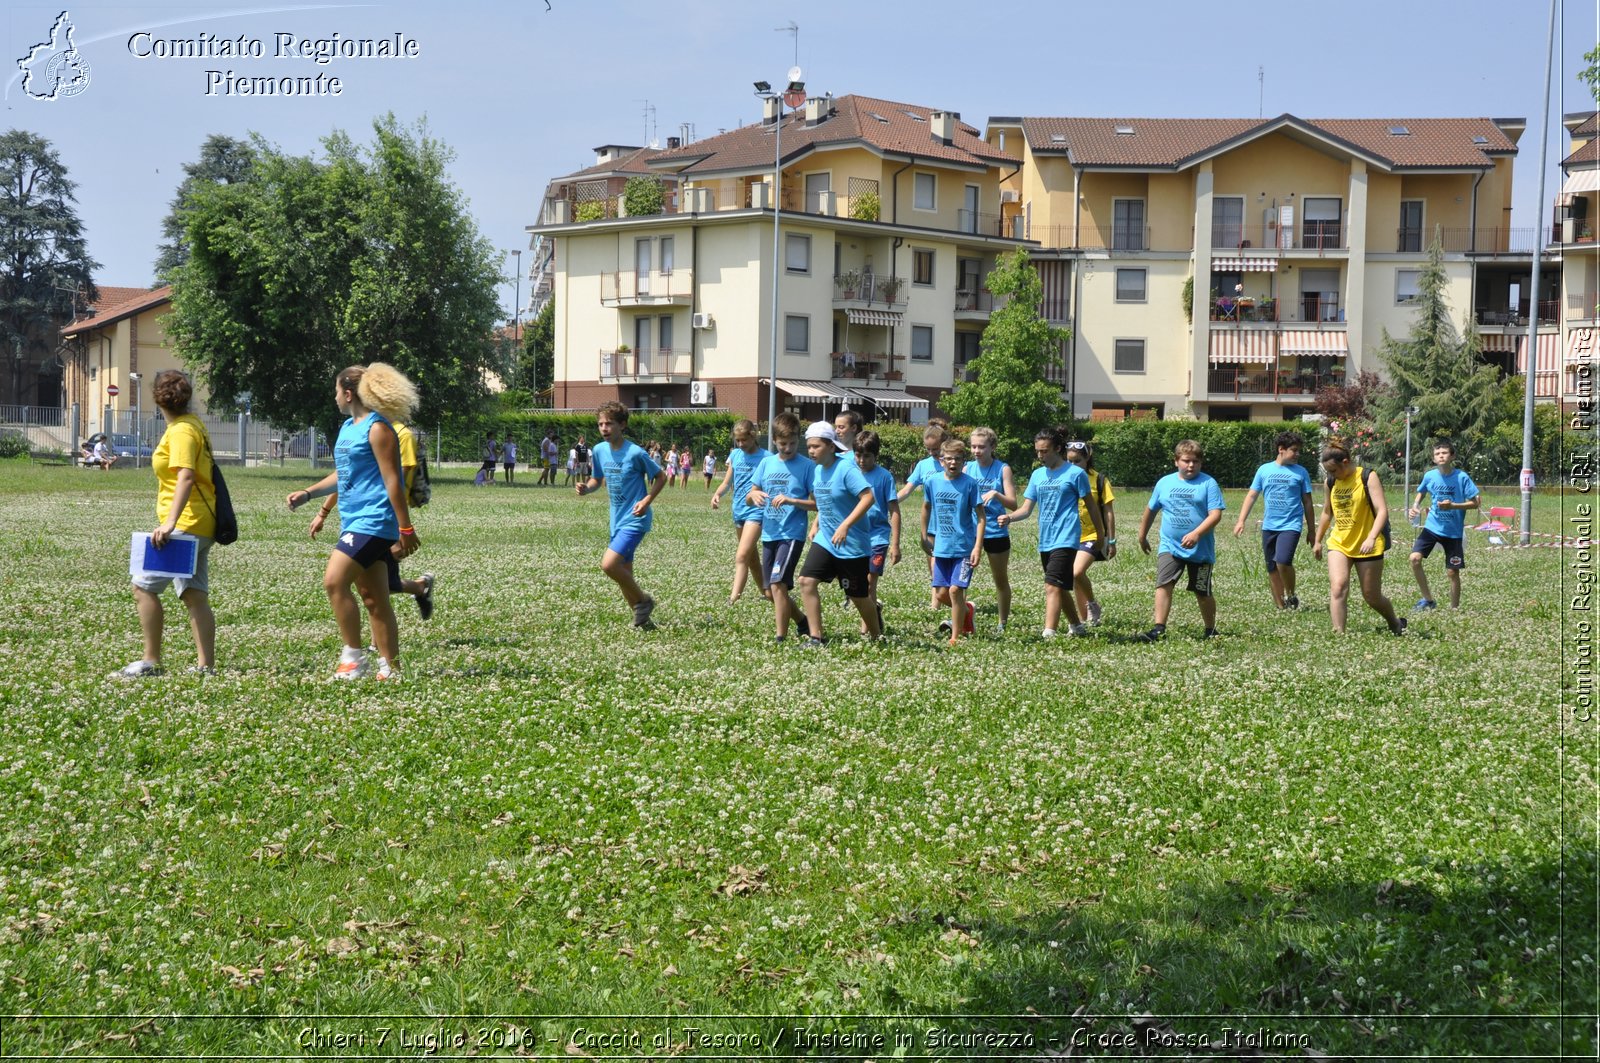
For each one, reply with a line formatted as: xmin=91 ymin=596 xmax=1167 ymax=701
xmin=848 ymin=189 xmax=880 ymax=222
xmin=0 ymin=431 xmax=31 ymax=460
xmin=1084 ymin=419 xmax=1319 ymax=489
xmin=622 ymin=176 xmax=665 ymax=217
xmin=574 ymin=200 xmax=607 ymax=223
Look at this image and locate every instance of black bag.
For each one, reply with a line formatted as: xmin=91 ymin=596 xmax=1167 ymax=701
xmin=200 ymin=434 xmax=238 ymax=546
xmin=409 ymin=446 xmax=432 ymax=507
xmin=1326 ymin=465 xmax=1389 ymax=552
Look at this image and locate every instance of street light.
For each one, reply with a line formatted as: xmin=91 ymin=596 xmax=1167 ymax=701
xmin=128 ymin=372 xmax=142 ymax=469
xmin=754 ymin=71 xmax=804 ymax=447
xmin=511 ymin=248 xmax=524 ymax=394
xmin=1403 ymin=405 xmax=1418 ymax=523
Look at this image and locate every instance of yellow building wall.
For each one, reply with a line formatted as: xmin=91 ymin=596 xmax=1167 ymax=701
xmin=1210 ymin=134 xmax=1353 ymax=243
xmin=693 ymin=223 xmax=767 ymax=379
xmin=1147 ymin=172 xmax=1195 ymax=251
xmin=1360 ymin=262 xmax=1473 ymax=359
xmin=1019 ymin=151 xmax=1076 ymax=246
xmin=1072 ymin=259 xmax=1191 ymax=408
xmin=66 ymin=305 xmax=194 ymax=431
xmin=1078 ymin=173 xmax=1149 ymax=247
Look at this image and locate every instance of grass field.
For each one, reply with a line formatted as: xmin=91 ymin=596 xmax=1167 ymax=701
xmin=0 ymin=459 xmax=1593 ymax=1059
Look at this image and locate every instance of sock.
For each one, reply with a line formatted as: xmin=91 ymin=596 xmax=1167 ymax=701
xmin=340 ymin=645 xmax=365 ymax=663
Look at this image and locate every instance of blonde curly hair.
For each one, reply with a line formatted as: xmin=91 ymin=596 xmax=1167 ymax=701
xmin=348 ymin=362 xmax=418 ymax=422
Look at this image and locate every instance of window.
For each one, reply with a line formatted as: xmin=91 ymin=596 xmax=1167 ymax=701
xmin=911 ymin=325 xmax=934 ymax=362
xmin=913 ymin=173 xmax=936 ymax=211
xmin=1303 ymin=197 xmax=1342 ymax=249
xmin=784 ymin=314 xmax=809 ymax=354
xmin=1113 ymin=339 xmax=1146 ymax=374
xmin=1115 ymin=268 xmax=1147 ymax=302
xmin=913 ymin=249 xmax=935 ymax=286
xmin=659 ymin=237 xmax=674 ymax=274
xmin=1212 ymin=196 xmax=1244 ymax=248
xmin=804 ymin=171 xmax=831 ymax=213
xmin=658 ymin=315 xmax=673 ymax=354
xmin=1396 ymin=269 xmax=1422 ymax=305
xmin=1398 ymin=201 xmax=1424 ymax=253
xmin=785 ymin=233 xmax=811 ymax=274
xmin=955 ymin=331 xmax=981 ymax=366
xmin=962 ymin=185 xmax=980 ymax=233
xmin=635 ymin=238 xmax=652 ymax=295
xmin=1113 ymin=199 xmax=1145 ymax=251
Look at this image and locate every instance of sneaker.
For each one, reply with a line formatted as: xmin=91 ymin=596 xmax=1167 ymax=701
xmin=375 ymin=658 xmax=401 ymax=681
xmin=416 ymin=572 xmax=436 ymax=621
xmin=962 ymin=601 xmax=976 ymax=635
xmin=632 ymin=596 xmax=656 ymax=629
xmin=1284 ymin=595 xmax=1300 ymax=610
xmin=1203 ymin=627 xmax=1220 ymax=639
xmin=1068 ymin=623 xmax=1089 ymax=637
xmin=995 ymin=621 xmax=1006 ymax=635
xmin=185 ymin=665 xmax=216 ymax=676
xmin=1086 ymin=601 xmax=1103 ymax=627
xmin=333 ymin=651 xmax=369 ymax=681
xmin=1040 ymin=629 xmax=1058 ymax=640
xmin=113 ymin=659 xmax=162 ymax=679
xmin=1414 ymin=598 xmax=1436 ymax=612
xmin=1138 ymin=626 xmax=1166 ymax=643
xmin=800 ymin=637 xmax=825 ymax=650
xmin=1393 ymin=616 xmax=1409 ymax=637
xmin=796 ymin=612 xmax=811 ymax=638
xmin=773 ymin=635 xmax=788 ymax=644
xmin=938 ymin=617 xmax=953 ymax=635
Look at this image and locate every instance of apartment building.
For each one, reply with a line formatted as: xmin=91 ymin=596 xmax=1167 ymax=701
xmin=1553 ymin=110 xmax=1600 ymax=404
xmin=989 ymin=113 xmax=1528 ymax=421
xmin=528 ymin=94 xmax=1029 ymax=421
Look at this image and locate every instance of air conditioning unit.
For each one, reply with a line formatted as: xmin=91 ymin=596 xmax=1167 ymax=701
xmin=999 ymin=189 xmax=1020 ymax=204
xmin=692 ymin=312 xmax=714 ymax=329
xmin=690 ymin=381 xmax=714 ymax=405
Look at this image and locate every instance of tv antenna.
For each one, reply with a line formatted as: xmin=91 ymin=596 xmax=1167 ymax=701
xmin=636 ymin=99 xmax=657 ymax=146
xmin=776 ymin=21 xmax=798 ymax=68
xmin=1258 ymin=66 xmax=1264 ymax=119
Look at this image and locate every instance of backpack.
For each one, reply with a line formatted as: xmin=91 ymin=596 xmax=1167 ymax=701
xmin=198 ymin=432 xmax=238 ymax=546
xmin=1326 ymin=465 xmax=1390 ymax=552
xmin=409 ymin=446 xmax=431 ymax=507
xmin=575 ymin=442 xmax=590 ymax=463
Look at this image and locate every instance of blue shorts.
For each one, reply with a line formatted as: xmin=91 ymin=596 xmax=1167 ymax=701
xmin=1262 ymin=529 xmax=1301 ymax=572
xmin=931 ymin=555 xmax=974 ymax=589
xmin=607 ymin=527 xmax=646 ymax=562
xmin=761 ymin=539 xmax=804 ymax=589
xmin=335 ymin=531 xmax=399 ymax=586
xmin=868 ymin=544 xmax=889 ymax=576
xmin=1412 ymin=528 xmax=1465 ymax=570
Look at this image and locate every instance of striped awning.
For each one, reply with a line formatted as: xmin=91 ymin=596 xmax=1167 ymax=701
xmin=1278 ymin=330 xmax=1349 ymax=356
xmin=775 ymin=379 xmax=855 ymax=400
xmin=847 ymin=386 xmax=928 ymax=409
xmin=1211 ymin=256 xmax=1277 ymax=271
xmin=1569 ymin=327 xmax=1598 ymax=362
xmin=1208 ymin=330 xmax=1276 ymax=364
xmin=846 ymin=308 xmax=903 ymax=327
xmin=1516 ymin=333 xmax=1562 ymax=374
xmin=1561 ymin=168 xmax=1600 ymax=195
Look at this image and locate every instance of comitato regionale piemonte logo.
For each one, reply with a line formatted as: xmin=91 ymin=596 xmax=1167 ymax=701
xmin=17 ymin=11 xmax=91 ymax=101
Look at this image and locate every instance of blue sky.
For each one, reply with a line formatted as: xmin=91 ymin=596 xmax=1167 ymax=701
xmin=4 ymin=0 xmax=1597 ymax=318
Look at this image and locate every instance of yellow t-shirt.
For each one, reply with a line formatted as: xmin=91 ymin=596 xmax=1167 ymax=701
xmin=393 ymin=420 xmax=418 ymax=494
xmin=152 ymin=414 xmax=216 ymax=538
xmin=1075 ymin=472 xmax=1115 ymax=543
xmin=1327 ymin=466 xmax=1384 ymax=558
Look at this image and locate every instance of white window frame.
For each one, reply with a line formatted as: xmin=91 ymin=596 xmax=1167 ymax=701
xmin=1113 ymin=338 xmax=1146 ymax=374
xmin=1395 ymin=269 xmax=1423 ymax=306
xmin=784 ymin=314 xmax=810 ymax=355
xmin=910 ymin=324 xmax=935 ymax=362
xmin=785 ymin=233 xmax=811 ymax=275
xmin=912 ymin=248 xmax=936 ymax=287
xmin=1115 ymin=268 xmax=1147 ymax=303
xmin=913 ymin=172 xmax=937 ymax=213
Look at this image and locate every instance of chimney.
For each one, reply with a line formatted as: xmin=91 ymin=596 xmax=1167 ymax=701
xmin=666 ymin=136 xmax=681 ymax=150
xmin=931 ymin=111 xmax=959 ymax=147
xmin=763 ymin=96 xmax=781 ymax=125
xmin=805 ymin=95 xmax=828 ymax=125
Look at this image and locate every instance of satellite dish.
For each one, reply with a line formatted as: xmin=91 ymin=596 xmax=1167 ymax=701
xmin=787 ymin=66 xmax=802 ymax=85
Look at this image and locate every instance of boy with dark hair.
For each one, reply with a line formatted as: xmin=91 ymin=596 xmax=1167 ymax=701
xmin=923 ymin=439 xmax=985 ymax=645
xmin=711 ymin=418 xmax=770 ymax=604
xmin=577 ymin=401 xmax=665 ymax=628
xmin=1407 ymin=440 xmax=1480 ymax=610
xmin=1137 ymin=439 xmax=1225 ymax=642
xmin=788 ymin=422 xmax=882 ymax=646
xmin=1233 ymin=430 xmax=1314 ymax=609
xmin=854 ymin=429 xmax=901 ymax=633
xmin=745 ymin=412 xmax=815 ymax=641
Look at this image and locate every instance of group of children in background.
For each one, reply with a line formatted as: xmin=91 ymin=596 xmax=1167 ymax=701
xmin=581 ymin=405 xmax=1481 ymax=647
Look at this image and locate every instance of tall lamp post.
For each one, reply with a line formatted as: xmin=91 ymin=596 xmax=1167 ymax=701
xmin=754 ymin=71 xmax=804 ymax=447
xmin=128 ymin=372 xmax=142 ymax=469
xmin=1403 ymin=405 xmax=1418 ymax=525
xmin=511 ymin=248 xmax=523 ymax=394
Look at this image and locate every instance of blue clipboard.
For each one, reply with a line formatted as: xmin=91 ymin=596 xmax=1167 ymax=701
xmin=130 ymin=532 xmax=198 ymax=579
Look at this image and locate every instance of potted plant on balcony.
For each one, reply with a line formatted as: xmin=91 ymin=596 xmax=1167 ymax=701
xmin=878 ymin=276 xmax=905 ymax=305
xmin=849 ymin=189 xmax=881 ymax=222
xmin=836 ymin=268 xmax=862 ymax=299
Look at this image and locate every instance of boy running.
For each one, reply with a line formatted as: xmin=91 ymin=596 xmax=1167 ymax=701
xmin=999 ymin=427 xmax=1103 ymax=639
xmin=711 ymin=419 xmax=771 ymax=604
xmin=1137 ymin=439 xmax=1225 ymax=642
xmin=854 ymin=430 xmax=901 ymax=632
xmin=745 ymin=413 xmax=815 ymax=641
xmin=966 ymin=427 xmax=1017 ymax=632
xmin=1407 ymin=440 xmax=1480 ymax=610
xmin=788 ymin=422 xmax=883 ymax=646
xmin=1232 ymin=431 xmax=1315 ymax=609
xmin=923 ymin=439 xmax=985 ymax=645
xmin=577 ymin=401 xmax=665 ymax=628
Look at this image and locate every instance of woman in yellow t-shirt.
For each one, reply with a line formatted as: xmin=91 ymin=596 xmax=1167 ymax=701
xmin=1065 ymin=440 xmax=1115 ymax=627
xmin=116 ymin=370 xmax=218 ymax=677
xmin=1311 ymin=440 xmax=1404 ymax=636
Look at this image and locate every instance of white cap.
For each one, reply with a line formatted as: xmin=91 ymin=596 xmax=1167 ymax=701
xmin=804 ymin=420 xmax=849 ymax=451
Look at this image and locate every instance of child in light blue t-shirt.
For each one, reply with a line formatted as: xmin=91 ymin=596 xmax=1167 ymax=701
xmin=922 ymin=439 xmax=985 ymax=644
xmin=577 ymin=401 xmax=665 ymax=629
xmin=1136 ymin=439 xmax=1225 ymax=642
xmin=1406 ymin=440 xmax=1480 ymax=610
xmin=745 ymin=413 xmax=816 ymax=640
xmin=711 ymin=418 xmax=771 ymax=605
xmin=1232 ymin=430 xmax=1314 ymax=610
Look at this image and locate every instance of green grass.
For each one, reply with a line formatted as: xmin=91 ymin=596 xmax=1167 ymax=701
xmin=0 ymin=460 xmax=1593 ymax=1059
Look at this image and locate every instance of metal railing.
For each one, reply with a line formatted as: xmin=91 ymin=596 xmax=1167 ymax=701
xmin=1475 ymin=302 xmax=1561 ymax=327
xmin=955 ymin=209 xmax=1008 ymax=237
xmin=600 ymin=269 xmax=694 ymax=303
xmin=1210 ymin=298 xmax=1279 ymax=323
xmin=954 ymin=289 xmax=1006 ymax=313
xmin=1414 ymin=227 xmax=1559 ymax=254
xmin=1207 ymin=366 xmax=1345 ymax=398
xmin=599 ymin=348 xmax=692 ymax=381
xmin=831 ymin=275 xmax=908 ymax=309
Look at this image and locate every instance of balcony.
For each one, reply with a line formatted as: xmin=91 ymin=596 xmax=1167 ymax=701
xmin=831 ymin=352 xmax=887 ymax=380
xmin=1475 ymin=302 xmax=1560 ymax=328
xmin=954 ymin=289 xmax=1007 ymax=320
xmin=831 ymin=274 xmax=908 ymax=310
xmin=599 ymin=347 xmax=691 ymax=384
xmin=1405 ymin=227 xmax=1559 ymax=254
xmin=1210 ymin=297 xmax=1279 ymax=324
xmin=1206 ymin=365 xmax=1345 ymax=400
xmin=955 ymin=209 xmax=1010 ymax=238
xmin=600 ymin=269 xmax=694 ymax=306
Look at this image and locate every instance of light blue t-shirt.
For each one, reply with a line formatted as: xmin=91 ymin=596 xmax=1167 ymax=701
xmin=1419 ymin=467 xmax=1480 ymax=538
xmin=727 ymin=445 xmax=771 ymax=524
xmin=1148 ymin=470 xmax=1226 ymax=562
xmin=752 ymin=452 xmax=815 ymax=543
xmin=965 ymin=458 xmax=1011 ymax=538
xmin=1249 ymin=460 xmax=1313 ymax=533
xmin=904 ymin=455 xmax=941 ymax=495
xmin=860 ymin=464 xmax=897 ymax=549
xmin=592 ymin=439 xmax=661 ymax=538
xmin=1023 ymin=461 xmax=1092 ymax=552
xmin=812 ymin=458 xmax=873 ymax=559
xmin=925 ymin=471 xmax=984 ymax=558
xmin=335 ymin=411 xmax=397 ymax=538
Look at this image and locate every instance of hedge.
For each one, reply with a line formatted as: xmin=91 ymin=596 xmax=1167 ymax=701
xmin=1075 ymin=420 xmax=1319 ymax=489
xmin=433 ymin=412 xmax=740 ymax=464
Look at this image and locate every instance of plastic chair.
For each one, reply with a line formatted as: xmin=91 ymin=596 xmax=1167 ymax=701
xmin=1478 ymin=505 xmax=1517 ymax=532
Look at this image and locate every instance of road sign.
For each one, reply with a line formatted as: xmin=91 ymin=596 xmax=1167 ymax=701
xmin=106 ymin=384 xmax=120 ymax=397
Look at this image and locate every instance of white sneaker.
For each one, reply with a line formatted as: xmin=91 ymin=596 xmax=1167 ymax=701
xmin=995 ymin=621 xmax=1006 ymax=634
xmin=113 ymin=659 xmax=162 ymax=679
xmin=375 ymin=658 xmax=401 ymax=682
xmin=1068 ymin=623 xmax=1089 ymax=637
xmin=1086 ymin=601 xmax=1103 ymax=626
xmin=333 ymin=650 xmax=369 ymax=681
xmin=1040 ymin=629 xmax=1058 ymax=640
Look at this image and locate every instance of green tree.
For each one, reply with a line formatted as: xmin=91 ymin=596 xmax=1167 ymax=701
xmin=1581 ymin=45 xmax=1600 ymax=103
xmin=1373 ymin=231 xmax=1502 ymax=446
xmin=518 ymin=298 xmax=554 ymax=396
xmin=153 ymin=134 xmax=255 ymax=282
xmin=622 ymin=175 xmax=665 ymax=217
xmin=0 ymin=130 xmax=98 ymax=407
xmin=939 ymin=248 xmax=1067 ymax=456
xmin=169 ymin=116 xmax=502 ymax=436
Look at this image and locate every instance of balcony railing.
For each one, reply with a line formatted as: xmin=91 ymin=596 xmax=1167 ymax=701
xmin=831 ymin=275 xmax=908 ymax=309
xmin=599 ymin=348 xmax=691 ymax=382
xmin=1210 ymin=298 xmax=1279 ymax=323
xmin=1401 ymin=227 xmax=1560 ymax=254
xmin=954 ymin=289 xmax=1008 ymax=313
xmin=955 ymin=209 xmax=1008 ymax=238
xmin=600 ymin=269 xmax=694 ymax=304
xmin=1206 ymin=222 xmax=1341 ymax=251
xmin=1207 ymin=366 xmax=1346 ymax=399
xmin=831 ymin=352 xmax=886 ymax=380
xmin=1475 ymin=302 xmax=1561 ymax=327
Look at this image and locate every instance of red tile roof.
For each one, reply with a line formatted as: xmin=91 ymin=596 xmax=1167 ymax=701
xmin=1564 ymin=139 xmax=1600 ymax=167
xmin=649 ymin=94 xmax=1012 ymax=176
xmin=63 ymin=285 xmax=171 ymax=337
xmin=1572 ymin=111 xmax=1599 ymax=137
xmin=564 ymin=145 xmax=670 ymax=180
xmin=1020 ymin=115 xmax=1517 ymax=170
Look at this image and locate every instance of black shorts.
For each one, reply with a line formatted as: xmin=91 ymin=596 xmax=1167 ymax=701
xmin=982 ymin=535 xmax=1011 ymax=555
xmin=1039 ymin=548 xmax=1076 ymax=590
xmin=761 ymin=539 xmax=804 ymax=590
xmin=1156 ymin=552 xmax=1213 ymax=595
xmin=1412 ymin=528 xmax=1465 ymax=570
xmin=1081 ymin=539 xmax=1110 ymax=562
xmin=800 ymin=542 xmax=871 ymax=598
xmin=335 ymin=532 xmax=399 ymax=587
xmin=480 ymin=460 xmax=496 ymax=472
xmin=1262 ymin=529 xmax=1301 ymax=572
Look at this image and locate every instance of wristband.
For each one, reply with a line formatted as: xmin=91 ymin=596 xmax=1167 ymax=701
xmin=1106 ymin=537 xmax=1117 ymax=545
xmin=399 ymin=525 xmax=415 ymax=536
xmin=318 ymin=506 xmax=333 ymax=518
